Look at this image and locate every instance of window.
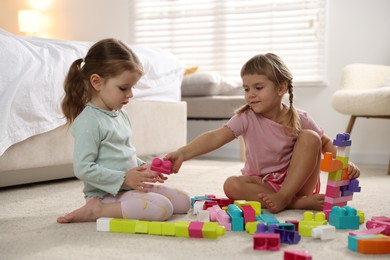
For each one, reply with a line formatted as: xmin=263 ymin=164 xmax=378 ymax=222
xmin=130 ymin=0 xmax=327 ymax=86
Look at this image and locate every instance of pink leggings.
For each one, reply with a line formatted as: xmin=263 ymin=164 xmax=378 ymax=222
xmin=98 ymin=185 xmax=190 ymax=221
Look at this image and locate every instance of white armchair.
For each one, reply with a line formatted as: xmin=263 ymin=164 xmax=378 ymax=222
xmin=331 ymin=63 xmax=390 ymax=174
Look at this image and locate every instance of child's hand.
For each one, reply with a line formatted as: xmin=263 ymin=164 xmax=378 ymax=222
xmin=124 ymin=165 xmax=160 ymax=192
xmin=164 ymin=151 xmax=184 ymax=173
xmin=348 ymin=161 xmax=360 ymax=179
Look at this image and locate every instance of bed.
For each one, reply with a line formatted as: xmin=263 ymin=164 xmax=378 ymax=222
xmin=0 ymin=29 xmax=187 ymax=187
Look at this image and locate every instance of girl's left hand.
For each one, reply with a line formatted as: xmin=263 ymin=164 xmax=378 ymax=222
xmin=348 ymin=161 xmax=360 ymax=179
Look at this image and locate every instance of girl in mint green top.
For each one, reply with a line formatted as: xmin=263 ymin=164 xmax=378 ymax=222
xmin=57 ymin=39 xmax=190 ymax=223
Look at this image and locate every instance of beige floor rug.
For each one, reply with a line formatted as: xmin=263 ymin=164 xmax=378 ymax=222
xmin=0 ymin=159 xmax=389 ymax=260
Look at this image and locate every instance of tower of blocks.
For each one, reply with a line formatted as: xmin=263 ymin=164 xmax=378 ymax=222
xmin=320 ymin=133 xmax=361 ymax=217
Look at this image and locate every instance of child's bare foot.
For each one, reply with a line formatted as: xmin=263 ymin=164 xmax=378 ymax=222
xmin=57 ymin=198 xmax=102 ymax=223
xmin=288 ymin=194 xmax=325 ymax=211
xmin=258 ymin=193 xmax=291 ymax=213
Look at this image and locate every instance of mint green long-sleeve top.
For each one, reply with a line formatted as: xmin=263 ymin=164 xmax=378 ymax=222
xmin=71 ymin=103 xmax=145 ymax=198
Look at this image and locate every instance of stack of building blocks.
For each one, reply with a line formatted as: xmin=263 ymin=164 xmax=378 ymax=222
xmin=320 ymin=133 xmax=361 ymax=217
xmin=329 ymin=205 xmax=360 ymax=230
xmin=97 ymin=218 xmax=226 ymax=239
xmin=298 ymin=211 xmax=327 ymax=237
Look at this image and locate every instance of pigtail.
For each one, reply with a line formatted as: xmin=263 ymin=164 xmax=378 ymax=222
xmin=284 ymin=83 xmax=301 ymax=136
xmin=61 ymin=58 xmax=91 ymax=123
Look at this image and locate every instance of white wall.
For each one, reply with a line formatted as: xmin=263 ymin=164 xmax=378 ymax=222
xmin=1 ymin=0 xmax=389 ymax=166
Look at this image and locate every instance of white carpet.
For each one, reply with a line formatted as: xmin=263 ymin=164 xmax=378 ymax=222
xmin=0 ymin=159 xmax=389 ymax=260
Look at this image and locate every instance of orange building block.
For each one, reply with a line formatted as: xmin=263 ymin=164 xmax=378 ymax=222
xmin=320 ymin=152 xmax=343 ymax=172
xmin=358 ymin=237 xmax=390 ymax=254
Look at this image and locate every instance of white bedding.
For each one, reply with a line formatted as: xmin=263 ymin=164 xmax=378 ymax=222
xmin=0 ymin=29 xmax=185 ymax=155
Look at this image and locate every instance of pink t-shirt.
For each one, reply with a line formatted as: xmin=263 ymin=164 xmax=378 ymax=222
xmin=225 ymin=107 xmax=324 ymax=176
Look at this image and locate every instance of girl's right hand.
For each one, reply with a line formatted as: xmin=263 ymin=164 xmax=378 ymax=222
xmin=124 ymin=166 xmax=159 ymax=192
xmin=164 ymin=151 xmax=184 ymax=173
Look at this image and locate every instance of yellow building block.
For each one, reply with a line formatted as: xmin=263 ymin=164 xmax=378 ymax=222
xmin=148 ymin=222 xmax=163 ymax=235
xmin=298 ymin=211 xmax=327 ymax=237
xmin=234 ymin=200 xmax=261 ymax=216
xmin=110 ymin=218 xmax=137 ymax=234
xmin=175 ymin=221 xmax=190 ymax=237
xmin=328 ymin=170 xmax=342 ymax=181
xmin=202 ymin=222 xmax=226 ymax=239
xmin=135 ymin=220 xmax=149 ymax=234
xmin=161 ymin=222 xmax=176 ymax=236
xmin=245 ymin=221 xmax=260 ymax=235
xmin=336 ymin=155 xmax=349 ymax=168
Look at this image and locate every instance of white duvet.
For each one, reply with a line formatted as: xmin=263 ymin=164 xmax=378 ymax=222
xmin=0 ymin=29 xmax=184 ymax=155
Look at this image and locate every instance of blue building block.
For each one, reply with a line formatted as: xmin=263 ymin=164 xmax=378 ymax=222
xmin=275 ymin=228 xmax=301 ymax=244
xmin=329 ymin=206 xmax=360 ymax=230
xmin=257 ymin=214 xmax=280 ymax=224
xmin=333 ymin=133 xmax=352 ymax=147
xmin=227 ymin=204 xmax=244 ymax=231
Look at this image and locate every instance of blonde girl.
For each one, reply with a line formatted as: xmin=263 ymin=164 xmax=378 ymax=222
xmin=165 ymin=53 xmax=360 ymax=213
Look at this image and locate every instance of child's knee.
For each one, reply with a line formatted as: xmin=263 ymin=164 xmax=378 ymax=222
xmin=299 ymin=130 xmax=321 ymax=148
xmin=223 ymin=176 xmax=241 ymax=199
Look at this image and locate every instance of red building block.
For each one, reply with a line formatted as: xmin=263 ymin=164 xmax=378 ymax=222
xmin=253 ymin=233 xmax=280 ymax=251
xmin=284 ymin=249 xmax=312 ymax=260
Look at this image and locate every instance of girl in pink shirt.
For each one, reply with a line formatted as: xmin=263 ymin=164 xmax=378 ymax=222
xmin=165 ymin=53 xmax=360 ymax=213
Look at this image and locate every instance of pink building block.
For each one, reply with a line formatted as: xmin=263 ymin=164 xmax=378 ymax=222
xmin=150 ymin=158 xmax=173 ymax=174
xmin=284 ymin=249 xmax=312 ymax=260
xmin=188 ymin=221 xmax=204 ymax=238
xmin=241 ymin=205 xmax=257 ymax=224
xmin=253 ymin=233 xmax=280 ymax=251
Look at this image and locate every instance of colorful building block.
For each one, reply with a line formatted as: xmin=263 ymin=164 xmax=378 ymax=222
xmin=311 ymin=225 xmax=336 ymax=240
xmin=241 ymin=205 xmax=256 ymax=224
xmin=366 ymin=216 xmax=390 ymax=236
xmin=329 ymin=206 xmax=360 ymax=230
xmin=96 ymin=218 xmax=225 ymax=239
xmin=284 ymin=249 xmax=312 ymax=260
xmin=257 ymin=213 xmax=280 ymax=224
xmin=227 ymin=204 xmax=244 ymax=231
xmin=320 ymin=152 xmax=343 ymax=172
xmin=348 ymin=234 xmax=390 ymax=254
xmin=333 ymin=133 xmax=352 ymax=147
xmin=150 ymin=158 xmax=172 ymax=174
xmin=253 ymin=233 xmax=280 ymax=251
xmin=298 ymin=211 xmax=327 ymax=237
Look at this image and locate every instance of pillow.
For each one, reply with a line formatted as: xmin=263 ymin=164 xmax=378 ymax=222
xmin=181 ymin=71 xmax=222 ymax=96
xmin=181 ymin=71 xmax=242 ymax=97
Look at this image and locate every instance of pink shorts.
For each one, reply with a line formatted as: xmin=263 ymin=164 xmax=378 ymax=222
xmin=261 ymin=168 xmax=320 ymax=194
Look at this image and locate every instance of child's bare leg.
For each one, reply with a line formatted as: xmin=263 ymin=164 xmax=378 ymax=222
xmin=287 ymin=194 xmax=325 ymax=211
xmin=259 ymin=130 xmax=322 ymax=213
xmin=223 ymin=175 xmax=274 ymax=201
xmin=57 ymin=198 xmax=122 ymax=223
